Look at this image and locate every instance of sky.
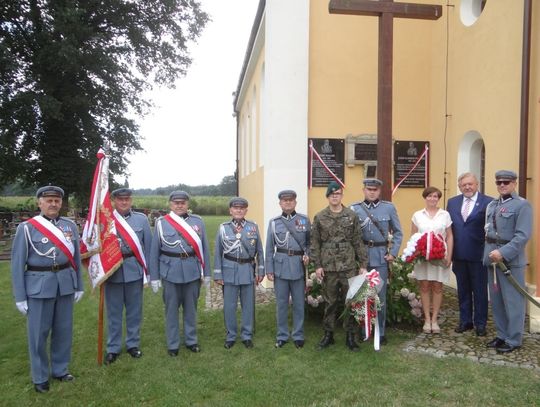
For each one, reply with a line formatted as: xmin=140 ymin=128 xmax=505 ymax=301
xmin=125 ymin=0 xmax=260 ymax=189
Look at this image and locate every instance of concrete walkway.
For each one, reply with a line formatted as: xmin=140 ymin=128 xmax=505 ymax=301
xmin=403 ymin=287 xmax=540 ymax=372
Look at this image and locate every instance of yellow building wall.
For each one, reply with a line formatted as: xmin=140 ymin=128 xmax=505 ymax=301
xmin=307 ymin=0 xmax=441 ymax=234
xmin=237 ymin=48 xmax=266 ymax=236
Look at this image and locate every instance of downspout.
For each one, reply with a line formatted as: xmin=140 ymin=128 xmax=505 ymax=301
xmin=518 ymin=0 xmax=531 ymax=196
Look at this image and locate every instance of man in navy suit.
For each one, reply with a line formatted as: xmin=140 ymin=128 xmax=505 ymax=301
xmin=447 ymin=173 xmax=493 ymax=336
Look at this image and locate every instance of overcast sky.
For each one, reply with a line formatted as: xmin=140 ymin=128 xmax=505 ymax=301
xmin=126 ymin=0 xmax=259 ymax=189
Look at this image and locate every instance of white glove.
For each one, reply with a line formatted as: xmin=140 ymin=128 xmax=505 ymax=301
xmin=16 ymin=301 xmax=28 ymax=316
xmin=203 ymin=276 xmax=212 ymax=287
xmin=151 ymin=280 xmax=161 ymax=294
xmin=74 ymin=291 xmax=84 ymax=303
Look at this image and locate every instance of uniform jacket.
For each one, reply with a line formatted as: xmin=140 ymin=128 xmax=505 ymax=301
xmin=483 ymin=193 xmax=532 ymax=268
xmin=447 ymin=192 xmax=493 ymax=262
xmin=11 ymin=216 xmax=83 ymax=302
xmin=149 ymin=214 xmax=211 ymax=283
xmin=350 ymin=200 xmax=403 ymax=267
xmin=214 ymin=219 xmax=265 ymax=285
xmin=108 ymin=211 xmax=152 ymax=283
xmin=310 ymin=206 xmax=367 ymax=272
xmin=265 ymin=212 xmax=310 ymax=280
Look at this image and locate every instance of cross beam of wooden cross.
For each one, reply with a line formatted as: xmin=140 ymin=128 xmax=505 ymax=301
xmin=329 ymin=0 xmax=442 ymax=200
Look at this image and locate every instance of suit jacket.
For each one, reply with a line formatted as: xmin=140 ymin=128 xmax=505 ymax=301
xmin=447 ymin=192 xmax=493 ymax=262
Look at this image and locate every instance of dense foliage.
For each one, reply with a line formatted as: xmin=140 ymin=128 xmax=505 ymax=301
xmin=0 ymin=0 xmax=208 ymax=199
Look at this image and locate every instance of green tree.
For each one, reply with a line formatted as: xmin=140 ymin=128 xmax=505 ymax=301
xmin=0 ymin=0 xmax=208 ymax=201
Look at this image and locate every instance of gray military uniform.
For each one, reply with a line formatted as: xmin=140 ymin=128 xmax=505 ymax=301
xmin=105 ymin=210 xmax=152 ymax=354
xmin=483 ymin=192 xmax=532 ymax=347
xmin=11 ymin=216 xmax=83 ymax=384
xmin=149 ymin=213 xmax=210 ymax=350
xmin=265 ymin=212 xmax=310 ymax=342
xmin=214 ymin=219 xmax=265 ymax=342
xmin=350 ymin=200 xmax=403 ymax=336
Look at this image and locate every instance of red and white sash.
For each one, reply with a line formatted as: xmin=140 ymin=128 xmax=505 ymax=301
xmin=113 ymin=210 xmax=148 ymax=284
xmin=163 ymin=212 xmax=205 ymax=269
xmin=27 ymin=215 xmax=76 ymax=270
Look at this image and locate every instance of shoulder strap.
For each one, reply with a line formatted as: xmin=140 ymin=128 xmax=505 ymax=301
xmin=358 ymin=203 xmax=387 ymax=240
xmin=279 ymin=217 xmax=307 ymax=253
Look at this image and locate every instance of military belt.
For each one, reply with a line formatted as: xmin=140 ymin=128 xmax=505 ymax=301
xmin=224 ymin=253 xmax=254 ymax=264
xmin=485 ymin=237 xmax=510 ymax=245
xmin=362 ymin=240 xmax=387 ymax=248
xmin=160 ymin=250 xmax=194 ymax=259
xmin=122 ymin=252 xmax=135 ymax=259
xmin=276 ymin=248 xmax=304 ymax=256
xmin=322 ymin=242 xmax=351 ymax=249
xmin=26 ymin=262 xmax=71 ymax=272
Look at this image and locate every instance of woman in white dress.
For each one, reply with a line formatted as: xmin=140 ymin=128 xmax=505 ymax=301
xmin=410 ymin=187 xmax=454 ymax=334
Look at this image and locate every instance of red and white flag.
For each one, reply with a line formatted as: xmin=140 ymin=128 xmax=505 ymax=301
xmin=80 ymin=149 xmax=123 ymax=289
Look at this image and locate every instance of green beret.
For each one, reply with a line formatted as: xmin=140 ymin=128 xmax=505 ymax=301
xmin=326 ymin=181 xmax=342 ymax=197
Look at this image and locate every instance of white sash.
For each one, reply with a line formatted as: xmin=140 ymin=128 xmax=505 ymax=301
xmin=166 ymin=211 xmax=205 ymax=270
xmin=31 ymin=215 xmax=75 ymax=256
xmin=113 ymin=210 xmax=148 ymax=273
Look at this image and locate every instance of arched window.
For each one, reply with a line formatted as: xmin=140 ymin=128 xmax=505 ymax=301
xmin=457 ymin=131 xmax=485 ymax=192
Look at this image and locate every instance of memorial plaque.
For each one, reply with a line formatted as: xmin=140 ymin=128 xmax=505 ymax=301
xmin=354 ymin=143 xmax=377 ymax=161
xmin=393 ymin=141 xmax=429 ymax=188
xmin=309 ymin=138 xmax=345 ymax=187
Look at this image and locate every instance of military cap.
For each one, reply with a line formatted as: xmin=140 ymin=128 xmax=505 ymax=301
xmin=326 ymin=181 xmax=342 ymax=197
xmin=111 ymin=188 xmax=133 ymax=198
xmin=363 ymin=178 xmax=383 ymax=187
xmin=229 ymin=197 xmax=248 ymax=208
xmin=495 ymin=170 xmax=518 ymax=180
xmin=169 ymin=190 xmax=190 ymax=201
xmin=278 ymin=190 xmax=297 ymax=200
xmin=36 ymin=185 xmax=64 ymax=199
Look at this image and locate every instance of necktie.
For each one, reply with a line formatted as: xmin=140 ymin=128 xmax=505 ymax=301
xmin=462 ymin=198 xmax=472 ymax=221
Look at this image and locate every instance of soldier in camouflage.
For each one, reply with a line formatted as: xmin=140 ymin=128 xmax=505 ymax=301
xmin=311 ymin=181 xmax=368 ymax=351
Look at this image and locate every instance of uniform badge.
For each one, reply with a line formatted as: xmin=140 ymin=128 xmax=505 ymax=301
xmin=236 ymin=233 xmax=242 ymax=239
xmin=250 ymin=239 xmax=256 ymax=246
xmin=41 ymin=237 xmax=49 ymax=244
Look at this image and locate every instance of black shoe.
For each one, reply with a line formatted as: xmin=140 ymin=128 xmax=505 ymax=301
xmin=454 ymin=322 xmax=474 ymax=333
xmin=496 ymin=342 xmax=521 ymax=354
xmin=53 ymin=373 xmax=74 ymax=382
xmin=346 ymin=332 xmax=360 ymax=352
xmin=224 ymin=341 xmax=235 ymax=349
xmin=167 ymin=348 xmax=179 ymax=357
xmin=380 ymin=336 xmax=388 ymax=345
xmin=275 ymin=340 xmax=287 ymax=348
xmin=317 ymin=331 xmax=335 ymax=350
xmin=186 ymin=344 xmax=201 ymax=353
xmin=242 ymin=339 xmax=253 ymax=349
xmin=127 ymin=347 xmax=142 ymax=358
xmin=34 ymin=381 xmax=49 ymax=393
xmin=475 ymin=326 xmax=487 ymax=337
xmin=486 ymin=337 xmax=505 ymax=348
xmin=105 ymin=352 xmax=119 ymax=365
xmin=294 ymin=340 xmax=305 ymax=349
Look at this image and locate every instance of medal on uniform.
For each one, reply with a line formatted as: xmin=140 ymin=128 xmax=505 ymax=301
xmin=41 ymin=237 xmax=49 ymax=244
xmin=235 ymin=233 xmax=241 ymax=239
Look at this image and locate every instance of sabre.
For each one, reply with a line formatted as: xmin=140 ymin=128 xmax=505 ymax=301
xmin=495 ymin=262 xmax=540 ymax=308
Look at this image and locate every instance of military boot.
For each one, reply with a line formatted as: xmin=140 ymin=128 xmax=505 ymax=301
xmin=346 ymin=332 xmax=360 ymax=352
xmin=317 ymin=331 xmax=335 ymax=350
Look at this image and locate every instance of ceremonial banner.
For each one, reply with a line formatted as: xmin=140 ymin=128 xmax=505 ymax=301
xmin=80 ymin=149 xmax=122 ymax=289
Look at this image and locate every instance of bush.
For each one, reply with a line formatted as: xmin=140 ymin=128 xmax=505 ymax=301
xmin=386 ymin=258 xmax=422 ymax=326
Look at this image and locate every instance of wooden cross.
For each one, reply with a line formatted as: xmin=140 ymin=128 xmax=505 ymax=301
xmin=329 ymin=0 xmax=442 ymax=200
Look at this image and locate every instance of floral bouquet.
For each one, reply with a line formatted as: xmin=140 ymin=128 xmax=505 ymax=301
xmin=305 ymin=271 xmax=324 ymax=308
xmin=401 ymin=231 xmax=447 ymax=267
xmin=342 ymin=270 xmax=384 ymax=350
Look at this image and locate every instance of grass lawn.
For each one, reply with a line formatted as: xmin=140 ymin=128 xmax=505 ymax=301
xmin=1 ymin=216 xmax=539 ymax=406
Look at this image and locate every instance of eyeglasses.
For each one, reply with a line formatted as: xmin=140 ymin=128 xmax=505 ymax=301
xmin=495 ymin=180 xmax=512 ymax=186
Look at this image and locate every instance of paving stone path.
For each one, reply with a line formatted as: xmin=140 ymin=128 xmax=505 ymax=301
xmin=205 ymin=283 xmax=540 ymax=371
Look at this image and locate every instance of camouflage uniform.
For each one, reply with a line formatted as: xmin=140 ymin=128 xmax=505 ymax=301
xmin=310 ymin=206 xmax=368 ymax=332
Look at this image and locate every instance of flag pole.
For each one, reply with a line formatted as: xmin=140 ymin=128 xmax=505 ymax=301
xmin=97 ymin=284 xmax=105 ymax=365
